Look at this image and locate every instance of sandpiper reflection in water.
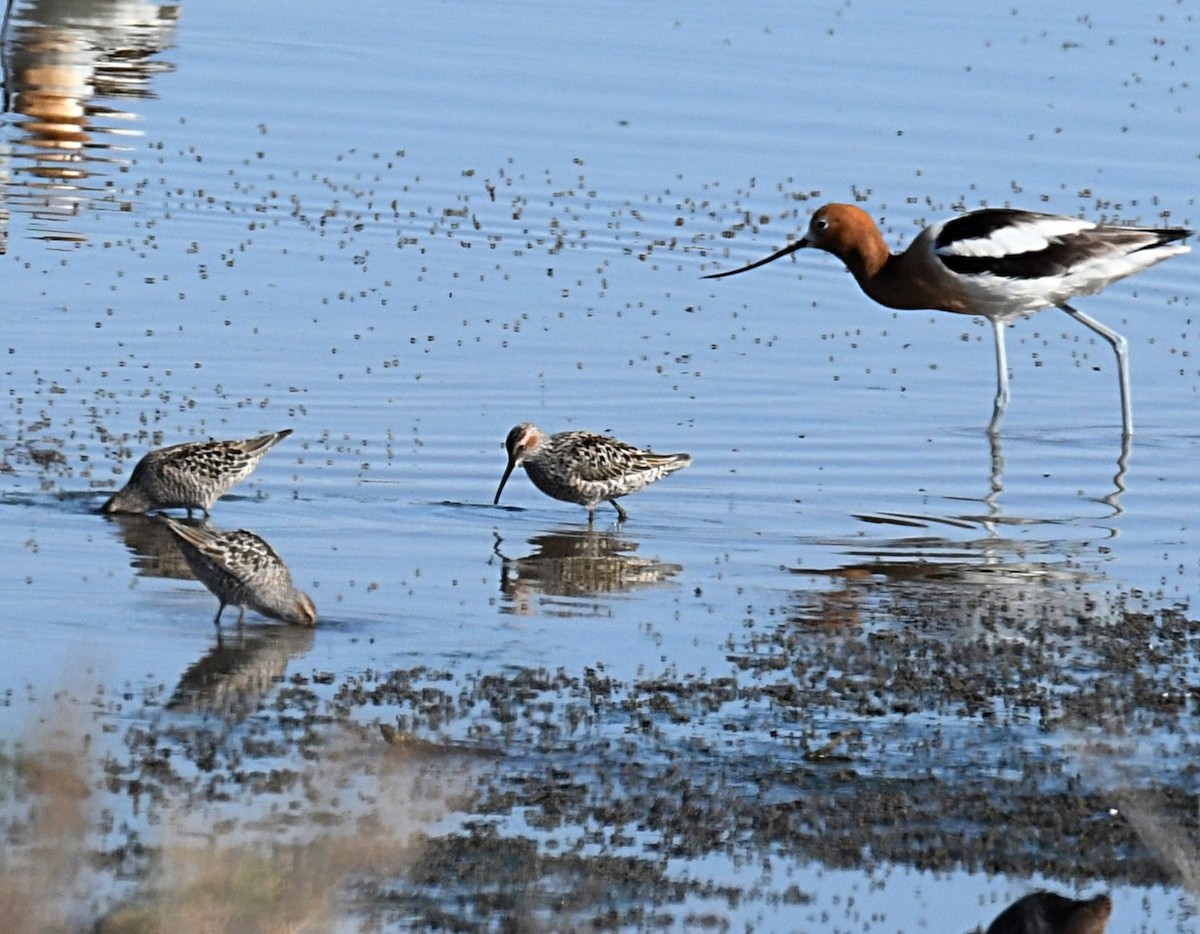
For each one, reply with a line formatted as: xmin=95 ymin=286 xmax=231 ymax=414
xmin=494 ymin=529 xmax=683 ymax=617
xmin=167 ymin=625 xmax=316 ymax=719
xmin=103 ymin=511 xmax=200 ymax=581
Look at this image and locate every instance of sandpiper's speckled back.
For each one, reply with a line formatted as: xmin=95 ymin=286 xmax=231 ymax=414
xmin=102 ymin=429 xmax=292 ymax=515
xmin=495 ymin=423 xmax=691 ymax=520
xmin=524 ymin=430 xmax=691 ymax=505
xmin=160 ymin=517 xmax=317 ymax=627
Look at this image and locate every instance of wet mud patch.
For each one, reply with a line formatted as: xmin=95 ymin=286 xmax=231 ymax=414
xmin=4 ymin=600 xmax=1192 ymax=929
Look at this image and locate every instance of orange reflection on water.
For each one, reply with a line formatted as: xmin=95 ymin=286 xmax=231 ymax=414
xmin=2 ymin=0 xmax=179 ymax=246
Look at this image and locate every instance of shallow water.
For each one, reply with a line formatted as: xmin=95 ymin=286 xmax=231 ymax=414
xmin=1 ymin=0 xmax=1197 ymax=930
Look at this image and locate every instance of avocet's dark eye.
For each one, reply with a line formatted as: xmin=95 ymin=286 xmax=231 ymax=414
xmin=813 ymin=217 xmax=829 ymax=231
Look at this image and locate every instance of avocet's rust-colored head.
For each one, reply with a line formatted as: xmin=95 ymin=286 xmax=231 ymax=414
xmin=703 ymin=202 xmax=884 ymax=279
xmin=798 ymin=203 xmax=882 ymax=259
xmin=494 ymin=423 xmax=547 ymax=506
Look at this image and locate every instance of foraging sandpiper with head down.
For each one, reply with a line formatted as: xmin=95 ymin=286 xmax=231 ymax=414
xmin=159 ymin=516 xmax=317 ymax=628
xmin=101 ymin=429 xmax=293 ymax=516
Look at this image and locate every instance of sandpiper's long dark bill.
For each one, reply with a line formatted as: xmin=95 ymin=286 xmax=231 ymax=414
xmin=705 ymin=202 xmax=1191 ymax=437
xmin=101 ymin=429 xmax=293 ymax=516
xmin=494 ymin=423 xmax=691 ymax=522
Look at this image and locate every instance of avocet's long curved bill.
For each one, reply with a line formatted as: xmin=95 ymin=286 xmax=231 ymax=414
xmin=702 ymin=238 xmax=807 ymax=279
xmin=493 ymin=456 xmax=518 ymax=505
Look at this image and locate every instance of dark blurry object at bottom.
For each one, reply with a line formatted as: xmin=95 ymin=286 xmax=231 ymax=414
xmin=986 ymin=891 xmax=1111 ymax=934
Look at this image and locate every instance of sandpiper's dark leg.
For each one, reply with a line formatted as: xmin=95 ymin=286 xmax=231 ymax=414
xmin=610 ymin=499 xmax=628 ymax=522
xmin=213 ymin=604 xmax=225 ymax=628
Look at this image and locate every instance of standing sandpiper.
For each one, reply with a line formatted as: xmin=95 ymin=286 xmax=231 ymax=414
xmin=159 ymin=516 xmax=317 ymax=628
xmin=493 ymin=423 xmax=691 ymax=523
xmin=101 ymin=429 xmax=293 ymax=516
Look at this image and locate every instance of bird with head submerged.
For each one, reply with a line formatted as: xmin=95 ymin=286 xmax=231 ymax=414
xmin=159 ymin=516 xmax=317 ymax=628
xmin=493 ymin=423 xmax=692 ymax=523
xmin=101 ymin=429 xmax=293 ymax=515
xmin=705 ymin=202 xmax=1191 ymax=436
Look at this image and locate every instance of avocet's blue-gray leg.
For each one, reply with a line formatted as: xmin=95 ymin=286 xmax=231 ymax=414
xmin=988 ymin=317 xmax=1011 ymax=435
xmin=1060 ymin=303 xmax=1132 ymax=438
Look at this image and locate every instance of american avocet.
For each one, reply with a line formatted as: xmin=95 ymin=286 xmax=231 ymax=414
xmin=102 ymin=429 xmax=293 ymax=515
xmin=160 ymin=517 xmax=317 ymax=627
xmin=705 ymin=203 xmax=1191 ymax=436
xmin=493 ymin=423 xmax=691 ymax=523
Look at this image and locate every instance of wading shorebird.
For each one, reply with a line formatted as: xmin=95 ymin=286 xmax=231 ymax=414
xmin=159 ymin=516 xmax=317 ymax=628
xmin=101 ymin=429 xmax=293 ymax=515
xmin=704 ymin=203 xmax=1191 ymax=436
xmin=493 ymin=423 xmax=692 ymax=523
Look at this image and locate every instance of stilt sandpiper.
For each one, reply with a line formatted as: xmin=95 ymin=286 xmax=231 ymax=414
xmin=159 ymin=516 xmax=317 ymax=628
xmin=101 ymin=429 xmax=293 ymax=515
xmin=493 ymin=423 xmax=691 ymax=522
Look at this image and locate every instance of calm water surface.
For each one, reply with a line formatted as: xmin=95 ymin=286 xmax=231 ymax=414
xmin=1 ymin=1 xmax=1197 ymax=930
